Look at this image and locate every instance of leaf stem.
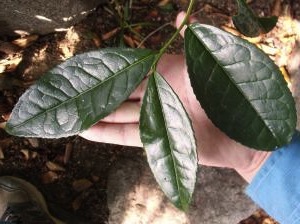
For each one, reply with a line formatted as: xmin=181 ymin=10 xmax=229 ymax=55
xmin=152 ymin=0 xmax=195 ymax=69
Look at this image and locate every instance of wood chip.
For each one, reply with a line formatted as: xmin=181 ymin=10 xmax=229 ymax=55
xmin=41 ymin=171 xmax=59 ymax=184
xmin=46 ymin=161 xmax=65 ymax=172
xmin=72 ymin=179 xmax=93 ymax=192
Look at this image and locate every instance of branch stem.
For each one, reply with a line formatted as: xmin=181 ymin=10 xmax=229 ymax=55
xmin=152 ymin=0 xmax=195 ymax=69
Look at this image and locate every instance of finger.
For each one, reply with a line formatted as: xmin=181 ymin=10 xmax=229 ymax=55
xmin=79 ymin=122 xmax=142 ymax=147
xmin=101 ymin=101 xmax=140 ymax=123
xmin=175 ymin=11 xmax=198 ymax=37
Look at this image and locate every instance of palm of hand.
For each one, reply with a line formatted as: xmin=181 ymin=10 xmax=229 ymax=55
xmin=80 ymin=53 xmax=270 ymax=182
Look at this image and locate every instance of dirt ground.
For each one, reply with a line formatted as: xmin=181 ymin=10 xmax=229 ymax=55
xmin=0 ymin=0 xmax=299 ymax=223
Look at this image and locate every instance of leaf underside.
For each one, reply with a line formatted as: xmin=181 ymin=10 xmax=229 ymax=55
xmin=185 ymin=23 xmax=296 ymax=150
xmin=233 ymin=0 xmax=278 ymax=37
xmin=6 ymin=48 xmax=156 ymax=138
xmin=140 ymin=72 xmax=197 ymax=210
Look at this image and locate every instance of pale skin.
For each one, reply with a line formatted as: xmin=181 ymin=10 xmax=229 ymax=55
xmin=80 ymin=12 xmax=271 ymax=183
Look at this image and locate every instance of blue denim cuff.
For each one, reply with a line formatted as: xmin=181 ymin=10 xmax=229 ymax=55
xmin=246 ymin=131 xmax=300 ymax=224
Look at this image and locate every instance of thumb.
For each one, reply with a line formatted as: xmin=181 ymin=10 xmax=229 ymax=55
xmin=175 ymin=11 xmax=198 ymax=37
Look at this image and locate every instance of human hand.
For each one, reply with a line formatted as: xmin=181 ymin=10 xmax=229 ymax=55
xmin=80 ymin=12 xmax=271 ymax=182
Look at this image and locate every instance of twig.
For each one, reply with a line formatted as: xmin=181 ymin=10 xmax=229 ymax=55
xmin=137 ymin=22 xmax=172 ymax=48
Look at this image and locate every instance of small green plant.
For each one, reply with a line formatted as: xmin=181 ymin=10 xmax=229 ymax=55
xmin=5 ymin=0 xmax=296 ymax=210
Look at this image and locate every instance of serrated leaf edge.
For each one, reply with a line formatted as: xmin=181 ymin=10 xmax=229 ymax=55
xmin=152 ymin=73 xmax=192 ymax=209
xmin=6 ymin=50 xmax=156 ymax=134
xmin=186 ymin=24 xmax=281 ymax=146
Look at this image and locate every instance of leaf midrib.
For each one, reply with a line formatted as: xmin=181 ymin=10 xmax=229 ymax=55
xmin=187 ymin=25 xmax=278 ymax=145
xmin=153 ymin=73 xmax=185 ymax=208
xmin=9 ymin=52 xmax=156 ymax=130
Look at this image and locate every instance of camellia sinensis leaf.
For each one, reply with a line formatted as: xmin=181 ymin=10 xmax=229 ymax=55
xmin=233 ymin=0 xmax=278 ymax=37
xmin=185 ymin=23 xmax=296 ymax=150
xmin=6 ymin=48 xmax=156 ymax=138
xmin=139 ymin=72 xmax=197 ymax=210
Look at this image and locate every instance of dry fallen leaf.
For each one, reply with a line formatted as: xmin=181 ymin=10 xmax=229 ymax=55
xmin=0 ymin=56 xmax=23 ymax=73
xmin=0 ymin=147 xmax=4 ymax=159
xmin=158 ymin=0 xmax=170 ymax=7
xmin=91 ymin=175 xmax=100 ymax=182
xmin=280 ymin=66 xmax=291 ymax=86
xmin=27 ymin=138 xmax=39 ymax=148
xmin=31 ymin=151 xmax=38 ymax=159
xmin=41 ymin=171 xmax=59 ymax=184
xmin=272 ymin=0 xmax=282 ymax=17
xmin=92 ymin=35 xmax=102 ymax=47
xmin=72 ymin=193 xmax=85 ymax=211
xmin=20 ymin=149 xmax=30 ymax=160
xmin=1 ymin=113 xmax=10 ymax=122
xmin=0 ymin=138 xmax=12 ymax=148
xmin=64 ymin=142 xmax=73 ymax=164
xmin=46 ymin=161 xmax=65 ymax=172
xmin=102 ymin=28 xmax=120 ymax=41
xmin=12 ymin=35 xmax=39 ymax=48
xmin=72 ymin=179 xmax=93 ymax=192
xmin=257 ymin=44 xmax=278 ymax=56
xmin=0 ymin=41 xmax=20 ymax=54
xmin=239 ymin=209 xmax=278 ymax=224
xmin=124 ymin=35 xmax=135 ymax=48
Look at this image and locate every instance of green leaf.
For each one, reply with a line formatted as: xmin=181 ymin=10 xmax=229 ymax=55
xmin=233 ymin=0 xmax=278 ymax=37
xmin=139 ymin=72 xmax=197 ymax=210
xmin=6 ymin=48 xmax=156 ymax=137
xmin=184 ymin=23 xmax=296 ymax=150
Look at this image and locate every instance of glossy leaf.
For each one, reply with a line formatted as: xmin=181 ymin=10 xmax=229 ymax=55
xmin=233 ymin=0 xmax=278 ymax=37
xmin=6 ymin=48 xmax=156 ymax=137
xmin=185 ymin=23 xmax=296 ymax=150
xmin=140 ymin=72 xmax=197 ymax=210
